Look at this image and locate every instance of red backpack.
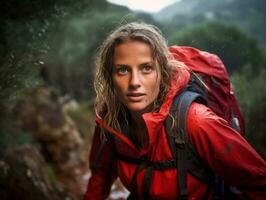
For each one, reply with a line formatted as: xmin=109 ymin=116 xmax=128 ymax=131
xmin=161 ymin=46 xmax=246 ymax=200
xmin=169 ymin=46 xmax=245 ymax=136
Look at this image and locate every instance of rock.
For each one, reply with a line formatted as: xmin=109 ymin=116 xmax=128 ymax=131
xmin=12 ymin=87 xmax=89 ymax=198
xmin=0 ymin=144 xmax=76 ymax=200
xmin=10 ymin=86 xmax=129 ymax=199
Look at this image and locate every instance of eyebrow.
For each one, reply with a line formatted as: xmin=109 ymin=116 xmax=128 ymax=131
xmin=114 ymin=62 xmax=153 ymax=68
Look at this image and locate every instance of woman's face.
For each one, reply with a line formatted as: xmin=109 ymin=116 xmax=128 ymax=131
xmin=112 ymin=40 xmax=161 ymax=115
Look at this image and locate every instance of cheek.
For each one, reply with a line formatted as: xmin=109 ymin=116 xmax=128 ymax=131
xmin=149 ymin=77 xmax=161 ymax=99
xmin=112 ymin=76 xmax=119 ymax=89
xmin=115 ymin=82 xmax=124 ymax=91
xmin=112 ymin=77 xmax=125 ymax=97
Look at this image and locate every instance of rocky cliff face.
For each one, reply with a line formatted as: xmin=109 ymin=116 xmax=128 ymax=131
xmin=0 ymin=86 xmax=129 ymax=200
xmin=7 ymin=87 xmax=90 ymax=199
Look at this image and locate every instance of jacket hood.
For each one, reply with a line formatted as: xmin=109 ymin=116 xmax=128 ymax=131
xmin=96 ymin=66 xmax=190 ymax=154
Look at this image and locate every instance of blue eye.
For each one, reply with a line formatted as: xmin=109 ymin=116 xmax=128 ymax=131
xmin=116 ymin=67 xmax=129 ymax=75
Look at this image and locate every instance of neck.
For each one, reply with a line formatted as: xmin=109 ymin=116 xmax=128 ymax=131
xmin=129 ymin=111 xmax=148 ymax=148
xmin=130 ymin=111 xmax=146 ymax=131
xmin=129 ymin=102 xmax=155 ymax=128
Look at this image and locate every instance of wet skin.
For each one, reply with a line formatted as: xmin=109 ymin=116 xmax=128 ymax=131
xmin=112 ymin=40 xmax=161 ymax=118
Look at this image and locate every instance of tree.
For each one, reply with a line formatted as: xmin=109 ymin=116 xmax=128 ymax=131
xmin=0 ymin=0 xmax=110 ymax=102
xmin=231 ymin=66 xmax=266 ymax=158
xmin=169 ymin=22 xmax=265 ymax=74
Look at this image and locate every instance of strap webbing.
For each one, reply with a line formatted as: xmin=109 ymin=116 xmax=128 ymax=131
xmin=118 ymin=153 xmax=177 ymax=170
xmin=174 ymin=91 xmax=206 ymax=200
xmin=176 ymin=91 xmax=204 ymax=143
xmin=142 ymin=165 xmax=154 ymax=200
xmin=117 ymin=153 xmax=147 ymax=165
xmin=129 ymin=162 xmax=147 ymax=199
xmin=175 ymin=131 xmax=188 ymax=200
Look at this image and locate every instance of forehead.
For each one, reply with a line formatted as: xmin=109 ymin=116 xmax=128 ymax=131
xmin=113 ymin=40 xmax=154 ymax=64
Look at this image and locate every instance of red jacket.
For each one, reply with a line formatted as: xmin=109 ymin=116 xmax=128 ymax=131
xmin=84 ymin=67 xmax=266 ymax=200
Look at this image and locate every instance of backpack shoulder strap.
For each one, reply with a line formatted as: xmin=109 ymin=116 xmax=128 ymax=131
xmin=175 ymin=90 xmax=206 ymax=142
xmin=165 ymin=90 xmax=211 ymax=200
xmin=166 ymin=89 xmax=208 ymax=157
xmin=177 ymin=91 xmax=207 ymax=200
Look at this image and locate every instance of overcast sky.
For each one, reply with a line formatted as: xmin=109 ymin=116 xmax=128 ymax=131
xmin=107 ymin=0 xmax=180 ymax=13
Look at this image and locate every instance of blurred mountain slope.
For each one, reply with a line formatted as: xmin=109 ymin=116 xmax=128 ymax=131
xmin=154 ymin=0 xmax=266 ymax=48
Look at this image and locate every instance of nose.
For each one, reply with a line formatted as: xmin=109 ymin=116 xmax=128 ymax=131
xmin=129 ymin=70 xmax=141 ymax=89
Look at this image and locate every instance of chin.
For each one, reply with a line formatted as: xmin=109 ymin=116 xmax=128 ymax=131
xmin=128 ymin=107 xmax=146 ymax=113
xmin=127 ymin=103 xmax=153 ymax=114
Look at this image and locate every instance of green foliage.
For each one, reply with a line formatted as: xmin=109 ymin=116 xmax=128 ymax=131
xmin=156 ymin=0 xmax=266 ymax=48
xmin=231 ymin=66 xmax=266 ymax=158
xmin=0 ymin=116 xmax=35 ymax=156
xmin=0 ymin=0 xmax=64 ymax=102
xmin=0 ymin=0 xmax=110 ymax=102
xmin=169 ymin=22 xmax=265 ymax=74
xmin=0 ymin=51 xmax=43 ymax=102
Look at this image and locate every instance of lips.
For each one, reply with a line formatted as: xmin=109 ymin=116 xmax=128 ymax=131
xmin=127 ymin=93 xmax=145 ymax=102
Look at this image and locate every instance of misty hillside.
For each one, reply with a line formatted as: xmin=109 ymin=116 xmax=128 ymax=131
xmin=154 ymin=0 xmax=266 ymax=47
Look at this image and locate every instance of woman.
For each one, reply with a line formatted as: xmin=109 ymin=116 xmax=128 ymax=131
xmin=84 ymin=22 xmax=266 ymax=200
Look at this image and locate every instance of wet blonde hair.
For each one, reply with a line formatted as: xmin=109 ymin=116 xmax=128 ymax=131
xmin=94 ymin=22 xmax=173 ymax=133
